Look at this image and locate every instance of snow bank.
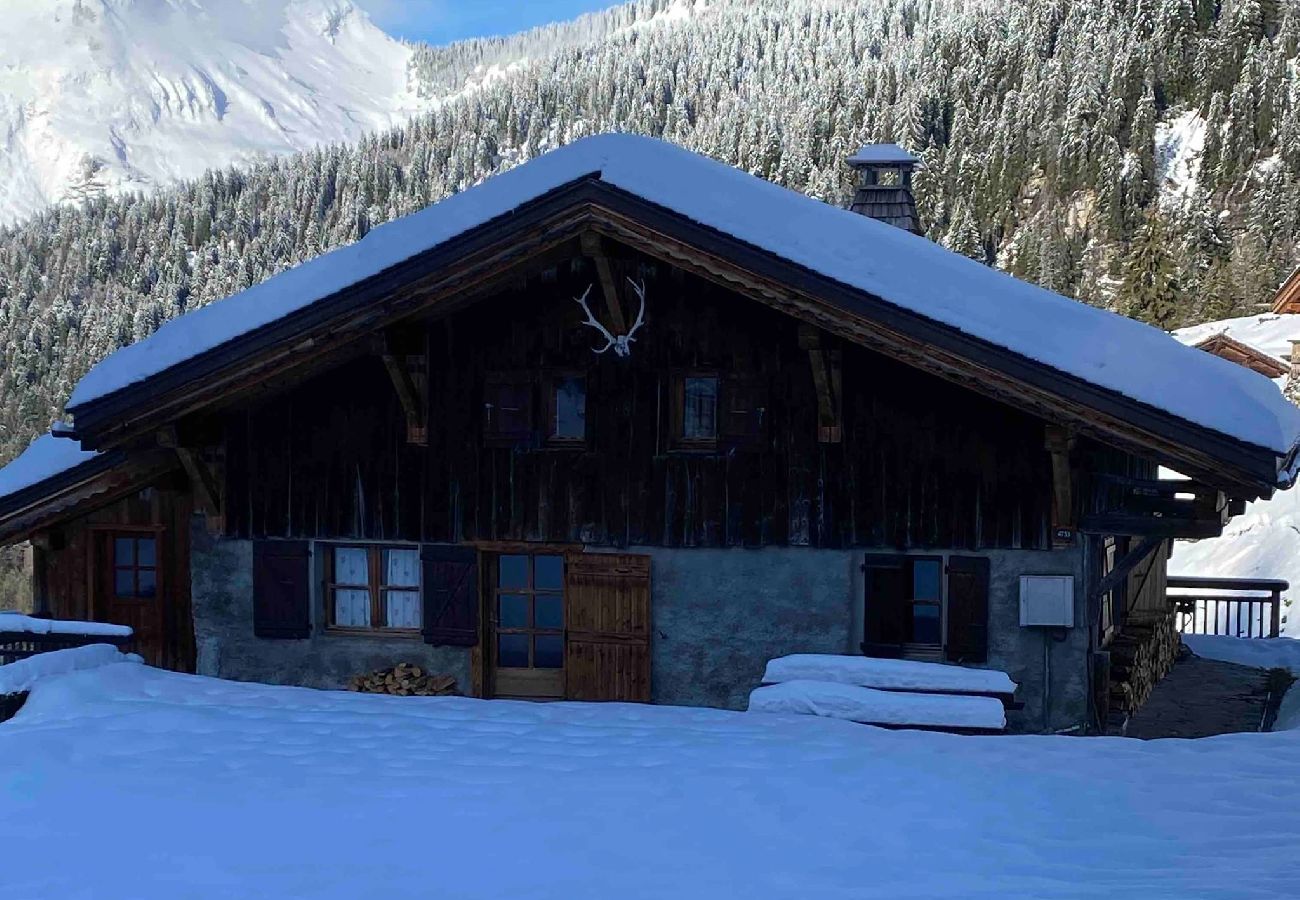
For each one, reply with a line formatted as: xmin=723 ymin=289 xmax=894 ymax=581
xmin=66 ymin=134 xmax=1300 ymax=461
xmin=763 ymin=653 xmax=1017 ymax=695
xmin=1182 ymin=635 xmax=1300 ymax=674
xmin=0 ymin=434 xmax=100 ymax=502
xmin=4 ymin=664 xmax=1300 ymax=897
xmin=0 ymin=645 xmax=140 ymax=695
xmin=0 ymin=612 xmax=132 ymax=637
xmin=749 ymin=680 xmax=1006 ymax=730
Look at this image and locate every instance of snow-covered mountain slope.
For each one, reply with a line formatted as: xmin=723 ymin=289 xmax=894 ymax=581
xmin=1171 ymin=314 xmax=1300 ymax=636
xmin=0 ymin=0 xmax=427 ymax=224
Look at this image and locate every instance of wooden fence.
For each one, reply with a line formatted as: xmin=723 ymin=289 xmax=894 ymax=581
xmin=1168 ymin=576 xmax=1287 ymax=639
xmin=0 ymin=631 xmax=133 ymax=665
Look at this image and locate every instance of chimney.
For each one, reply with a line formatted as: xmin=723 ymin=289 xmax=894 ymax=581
xmin=846 ymin=144 xmax=923 ymax=234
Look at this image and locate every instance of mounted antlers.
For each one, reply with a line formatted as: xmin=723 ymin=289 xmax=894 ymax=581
xmin=573 ymin=278 xmax=647 ymax=358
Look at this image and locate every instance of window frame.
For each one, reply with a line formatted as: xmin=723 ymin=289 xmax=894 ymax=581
xmin=670 ymin=370 xmax=721 ymax=451
xmin=489 ymin=551 xmax=567 ymax=672
xmin=482 ymin=371 xmax=536 ymax=446
xmin=904 ymin=555 xmax=945 ymax=652
xmin=543 ymin=369 xmax=589 ymax=447
xmin=323 ymin=543 xmax=422 ymax=636
xmin=109 ymin=531 xmax=161 ymax=602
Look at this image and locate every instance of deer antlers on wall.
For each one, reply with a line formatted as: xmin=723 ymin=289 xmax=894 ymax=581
xmin=573 ymin=278 xmax=647 ymax=358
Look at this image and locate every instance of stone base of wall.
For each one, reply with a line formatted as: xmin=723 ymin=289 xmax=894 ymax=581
xmin=1105 ymin=612 xmax=1180 ymax=733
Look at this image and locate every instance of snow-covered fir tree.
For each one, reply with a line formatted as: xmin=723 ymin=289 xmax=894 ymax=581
xmin=2 ymin=0 xmax=1300 ymax=462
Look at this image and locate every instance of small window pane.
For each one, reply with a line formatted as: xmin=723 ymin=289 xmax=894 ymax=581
xmin=334 ymin=547 xmax=369 ymax=586
xmin=137 ymin=569 xmax=157 ymax=599
xmin=498 ymin=634 xmax=530 ymax=668
xmin=334 ymin=589 xmax=371 ymax=627
xmin=385 ymin=591 xmax=421 ymax=629
xmin=683 ymin=377 xmax=718 ymax=440
xmin=552 ymin=376 xmax=586 ymax=440
xmin=911 ymin=605 xmax=942 ymax=644
xmin=114 ymin=537 xmax=135 ymax=567
xmin=115 ymin=569 xmax=135 ymax=597
xmin=136 ymin=538 xmax=156 ymax=568
xmin=534 ymin=555 xmax=564 ymax=591
xmin=384 ymin=549 xmax=419 ymax=588
xmin=499 ymin=594 xmax=530 ymax=629
xmin=535 ymin=594 xmax=564 ymax=630
xmin=498 ymin=555 xmax=529 ymax=589
xmin=912 ymin=560 xmax=942 ymax=602
xmin=534 ymin=634 xmax=564 ymax=669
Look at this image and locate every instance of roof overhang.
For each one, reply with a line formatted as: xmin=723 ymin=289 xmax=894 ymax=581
xmin=63 ymin=176 xmax=1291 ymax=501
xmin=0 ymin=449 xmax=181 ymax=545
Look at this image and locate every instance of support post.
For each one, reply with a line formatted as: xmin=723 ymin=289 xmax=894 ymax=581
xmin=799 ymin=324 xmax=842 ymax=444
xmin=1045 ymin=425 xmax=1077 ymax=547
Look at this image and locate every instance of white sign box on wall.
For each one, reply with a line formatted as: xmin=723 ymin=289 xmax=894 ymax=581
xmin=1019 ymin=575 xmax=1075 ymax=628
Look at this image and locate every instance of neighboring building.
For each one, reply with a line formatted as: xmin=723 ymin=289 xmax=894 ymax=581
xmin=1270 ymin=267 xmax=1300 ymax=315
xmin=1 ymin=135 xmax=1298 ymax=733
xmin=1191 ymin=333 xmax=1289 ymax=380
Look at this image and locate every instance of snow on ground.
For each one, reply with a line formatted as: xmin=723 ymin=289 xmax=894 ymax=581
xmin=748 ymin=680 xmax=1006 ymax=730
xmin=0 ymin=434 xmax=99 ymax=502
xmin=1155 ymin=108 xmax=1206 ymax=207
xmin=0 ymin=644 xmax=138 ymax=695
xmin=0 ymin=612 xmax=132 ymax=637
xmin=64 ymin=134 xmax=1300 ymax=463
xmin=763 ymin=653 xmax=1016 ymax=694
xmin=4 ymin=661 xmax=1300 ymax=898
xmin=1182 ymin=635 xmax=1300 ymax=674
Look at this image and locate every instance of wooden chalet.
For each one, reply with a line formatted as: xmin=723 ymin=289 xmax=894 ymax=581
xmin=1 ymin=135 xmax=1297 ymax=732
xmin=1193 ymin=333 xmax=1290 ymax=380
xmin=1270 ymin=266 xmax=1300 ymax=315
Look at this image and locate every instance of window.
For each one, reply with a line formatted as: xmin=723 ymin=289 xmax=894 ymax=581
xmin=863 ymin=554 xmax=989 ymax=663
xmin=547 ymin=373 xmax=587 ymax=444
xmin=672 ymin=373 xmax=719 ymax=448
xmin=112 ymin=534 xmax=158 ymax=599
xmin=908 ymin=558 xmax=943 ymax=645
xmin=484 ymin=375 xmax=534 ymax=443
xmin=1099 ymin=536 xmax=1122 ymax=643
xmin=493 ymin=553 xmax=565 ymax=670
xmin=326 ymin=545 xmax=421 ymax=632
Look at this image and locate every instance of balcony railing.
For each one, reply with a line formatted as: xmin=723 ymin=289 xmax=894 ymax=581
xmin=1168 ymin=576 xmax=1287 ymax=639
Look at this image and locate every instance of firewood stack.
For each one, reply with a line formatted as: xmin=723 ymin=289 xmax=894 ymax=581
xmin=1107 ymin=613 xmax=1180 ymax=729
xmin=349 ymin=664 xmax=458 ymax=697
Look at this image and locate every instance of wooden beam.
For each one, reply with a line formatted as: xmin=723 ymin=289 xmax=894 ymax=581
xmin=1045 ymin=425 xmax=1076 ymax=547
xmin=1090 ymin=536 xmax=1164 ymax=600
xmin=158 ymin=425 xmax=222 ymax=528
xmin=381 ymin=337 xmax=428 ymax=446
xmin=1079 ymin=514 xmax=1223 ymax=539
xmin=581 ymin=232 xmax=628 ymax=334
xmin=799 ymin=324 xmax=842 ymax=443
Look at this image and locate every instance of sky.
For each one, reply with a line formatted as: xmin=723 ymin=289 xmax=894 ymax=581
xmin=356 ymin=0 xmax=618 ymax=45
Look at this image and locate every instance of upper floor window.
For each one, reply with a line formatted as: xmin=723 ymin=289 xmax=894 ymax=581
xmin=483 ymin=375 xmax=534 ymax=444
xmin=113 ymin=534 xmax=158 ymax=599
xmin=547 ymin=372 xmax=587 ymax=445
xmin=673 ymin=373 xmax=719 ymax=448
xmin=326 ymin=545 xmax=421 ymax=632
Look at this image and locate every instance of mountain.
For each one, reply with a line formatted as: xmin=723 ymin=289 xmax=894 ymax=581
xmin=2 ymin=0 xmax=1300 ymax=467
xmin=0 ymin=0 xmax=426 ymax=224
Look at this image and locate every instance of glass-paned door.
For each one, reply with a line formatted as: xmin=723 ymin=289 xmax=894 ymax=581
xmin=491 ymin=553 xmax=565 ymax=699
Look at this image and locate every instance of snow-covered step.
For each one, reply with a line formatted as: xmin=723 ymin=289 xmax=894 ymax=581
xmin=748 ymin=680 xmax=1006 ymax=731
xmin=762 ymin=654 xmax=1016 ymax=697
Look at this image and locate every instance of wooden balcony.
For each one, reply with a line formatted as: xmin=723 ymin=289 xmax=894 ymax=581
xmin=1168 ymin=576 xmax=1288 ymax=639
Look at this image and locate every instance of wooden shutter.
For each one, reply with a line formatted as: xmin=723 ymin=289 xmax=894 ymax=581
xmin=252 ymin=540 xmax=311 ymax=639
xmin=945 ymin=556 xmax=991 ymax=664
xmin=721 ymin=374 xmax=768 ymax=447
xmin=421 ymin=544 xmax=479 ymax=647
xmin=484 ymin=375 xmax=534 ymax=444
xmin=565 ymin=553 xmax=651 ymax=702
xmin=862 ymin=554 xmax=907 ymax=657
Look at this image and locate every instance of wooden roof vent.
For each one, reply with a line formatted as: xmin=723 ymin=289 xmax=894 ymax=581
xmin=846 ymin=144 xmax=923 ymax=235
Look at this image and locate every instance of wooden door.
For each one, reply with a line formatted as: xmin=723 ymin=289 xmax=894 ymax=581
xmin=95 ymin=530 xmax=166 ymax=666
xmin=564 ymin=554 xmax=652 ymax=702
xmin=488 ymin=552 xmax=567 ymax=699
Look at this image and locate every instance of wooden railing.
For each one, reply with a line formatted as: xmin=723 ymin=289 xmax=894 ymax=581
xmin=0 ymin=631 xmax=133 ymax=666
xmin=1168 ymin=576 xmax=1288 ymax=639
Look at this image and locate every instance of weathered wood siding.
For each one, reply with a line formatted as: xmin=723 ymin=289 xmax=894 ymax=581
xmin=37 ymin=483 xmax=195 ymax=672
xmin=225 ymin=261 xmax=1056 ymax=551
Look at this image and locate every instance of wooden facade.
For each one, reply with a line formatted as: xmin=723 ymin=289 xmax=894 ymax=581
xmin=223 ymin=254 xmax=1057 ymax=553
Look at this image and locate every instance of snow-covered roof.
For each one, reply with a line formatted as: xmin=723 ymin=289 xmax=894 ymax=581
xmin=65 ymin=134 xmax=1300 ymax=463
xmin=1174 ymin=314 xmax=1300 ymax=367
xmin=846 ymin=143 xmax=919 ymax=166
xmin=0 ymin=434 xmax=101 ymax=505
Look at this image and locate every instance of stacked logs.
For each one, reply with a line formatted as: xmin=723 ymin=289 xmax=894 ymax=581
xmin=1107 ymin=613 xmax=1180 ymax=728
xmin=349 ymin=664 xmax=458 ymax=697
